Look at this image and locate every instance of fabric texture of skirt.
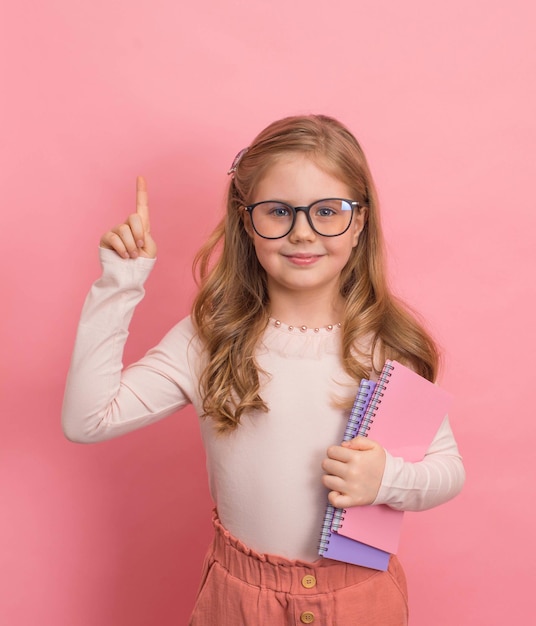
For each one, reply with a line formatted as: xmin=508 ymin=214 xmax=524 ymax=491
xmin=189 ymin=511 xmax=408 ymax=625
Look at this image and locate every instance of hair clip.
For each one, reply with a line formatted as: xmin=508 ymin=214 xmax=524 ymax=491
xmin=227 ymin=147 xmax=249 ymax=176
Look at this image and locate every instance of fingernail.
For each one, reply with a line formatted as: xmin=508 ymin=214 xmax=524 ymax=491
xmin=137 ymin=240 xmax=144 ymax=248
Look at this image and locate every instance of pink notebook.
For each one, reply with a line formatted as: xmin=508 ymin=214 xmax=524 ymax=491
xmin=333 ymin=360 xmax=451 ymax=553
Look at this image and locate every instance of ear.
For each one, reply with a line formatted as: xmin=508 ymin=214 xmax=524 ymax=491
xmin=351 ymin=206 xmax=368 ymax=247
xmin=242 ymin=207 xmax=255 ymax=238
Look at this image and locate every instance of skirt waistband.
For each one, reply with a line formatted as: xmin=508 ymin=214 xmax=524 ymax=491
xmin=210 ymin=510 xmax=389 ymax=594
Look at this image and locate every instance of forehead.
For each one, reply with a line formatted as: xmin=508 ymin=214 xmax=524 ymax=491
xmin=251 ymin=153 xmax=352 ymax=204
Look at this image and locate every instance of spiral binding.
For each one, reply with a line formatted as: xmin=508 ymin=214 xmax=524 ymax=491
xmin=331 ymin=361 xmax=395 ymax=533
xmin=318 ymin=505 xmax=336 ymax=554
xmin=342 ymin=381 xmax=376 ymax=442
xmin=356 ymin=361 xmax=394 ymax=438
xmin=318 ymin=380 xmax=376 ymax=555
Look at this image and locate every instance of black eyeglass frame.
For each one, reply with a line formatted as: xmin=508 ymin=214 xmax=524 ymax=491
xmin=243 ymin=198 xmax=361 ymax=240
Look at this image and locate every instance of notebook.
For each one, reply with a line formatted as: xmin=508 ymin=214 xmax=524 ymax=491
xmin=321 ymin=529 xmax=391 ymax=570
xmin=318 ymin=379 xmax=391 ymax=570
xmin=333 ymin=360 xmax=452 ymax=553
xmin=318 ymin=378 xmax=376 ymax=557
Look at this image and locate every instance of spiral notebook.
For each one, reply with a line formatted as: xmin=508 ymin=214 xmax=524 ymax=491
xmin=333 ymin=360 xmax=451 ymax=553
xmin=318 ymin=378 xmax=376 ymax=556
xmin=318 ymin=379 xmax=391 ymax=569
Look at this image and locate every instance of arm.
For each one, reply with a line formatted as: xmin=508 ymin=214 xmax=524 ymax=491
xmin=372 ymin=416 xmax=466 ymax=511
xmin=322 ymin=416 xmax=465 ymax=511
xmin=62 ymin=178 xmax=195 ymax=443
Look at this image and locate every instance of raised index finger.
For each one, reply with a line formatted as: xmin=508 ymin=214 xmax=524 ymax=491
xmin=136 ymin=175 xmax=150 ymax=232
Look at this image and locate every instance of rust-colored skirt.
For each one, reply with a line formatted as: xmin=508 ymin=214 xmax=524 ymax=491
xmin=189 ymin=512 xmax=408 ymax=625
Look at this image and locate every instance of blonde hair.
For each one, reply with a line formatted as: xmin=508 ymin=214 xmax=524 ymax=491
xmin=192 ymin=115 xmax=439 ymax=433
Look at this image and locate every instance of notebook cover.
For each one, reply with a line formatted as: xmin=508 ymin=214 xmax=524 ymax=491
xmin=322 ymin=529 xmax=391 ymax=570
xmin=335 ymin=501 xmax=404 ymax=554
xmin=334 ymin=360 xmax=451 ymax=552
xmin=318 ymin=380 xmax=376 ymax=555
xmin=320 ymin=380 xmax=390 ymax=569
xmin=329 ymin=380 xmax=376 ymax=534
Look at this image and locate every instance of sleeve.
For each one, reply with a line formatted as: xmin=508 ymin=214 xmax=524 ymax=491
xmin=61 ymin=248 xmax=200 ymax=443
xmin=372 ymin=416 xmax=466 ymax=511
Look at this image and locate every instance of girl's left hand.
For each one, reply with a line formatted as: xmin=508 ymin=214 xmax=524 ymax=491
xmin=321 ymin=437 xmax=386 ymax=509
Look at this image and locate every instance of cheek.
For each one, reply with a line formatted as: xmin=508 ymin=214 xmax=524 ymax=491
xmin=339 ymin=229 xmax=361 ymax=254
xmin=252 ymin=238 xmax=276 ymax=268
xmin=333 ymin=236 xmax=360 ymax=271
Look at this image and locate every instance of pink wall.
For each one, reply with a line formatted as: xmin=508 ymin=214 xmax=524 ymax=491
xmin=2 ymin=1 xmax=535 ymax=624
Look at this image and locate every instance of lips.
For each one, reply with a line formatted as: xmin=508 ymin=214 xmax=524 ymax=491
xmin=283 ymin=253 xmax=323 ymax=266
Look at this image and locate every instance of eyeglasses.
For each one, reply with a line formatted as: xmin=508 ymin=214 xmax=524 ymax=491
xmin=244 ymin=198 xmax=360 ymax=239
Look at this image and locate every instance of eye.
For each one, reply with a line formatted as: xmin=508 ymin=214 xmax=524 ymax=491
xmin=316 ymin=207 xmax=336 ymax=217
xmin=312 ymin=201 xmax=342 ymax=218
xmin=262 ymin=203 xmax=292 ymax=218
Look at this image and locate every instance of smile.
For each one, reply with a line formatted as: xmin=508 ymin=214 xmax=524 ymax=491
xmin=283 ymin=254 xmax=324 ymax=266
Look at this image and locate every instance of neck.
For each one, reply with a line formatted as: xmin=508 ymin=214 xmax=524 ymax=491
xmin=268 ymin=287 xmax=344 ymax=328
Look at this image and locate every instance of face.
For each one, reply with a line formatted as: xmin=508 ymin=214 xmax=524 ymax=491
xmin=244 ymin=154 xmax=366 ymax=304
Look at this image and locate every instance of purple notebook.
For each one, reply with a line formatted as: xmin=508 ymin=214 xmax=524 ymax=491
xmin=318 ymin=379 xmax=390 ymax=570
xmin=322 ymin=531 xmax=390 ymax=570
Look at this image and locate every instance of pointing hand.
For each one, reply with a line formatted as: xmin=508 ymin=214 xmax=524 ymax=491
xmin=100 ymin=176 xmax=157 ymax=259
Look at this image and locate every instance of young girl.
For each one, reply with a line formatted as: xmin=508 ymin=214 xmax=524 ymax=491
xmin=62 ymin=115 xmax=465 ymax=625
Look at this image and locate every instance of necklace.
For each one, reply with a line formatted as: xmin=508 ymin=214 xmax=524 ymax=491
xmin=273 ymin=319 xmax=342 ymax=333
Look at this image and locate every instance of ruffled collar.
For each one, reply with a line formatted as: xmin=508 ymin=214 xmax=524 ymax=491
xmin=258 ymin=318 xmax=342 ymax=359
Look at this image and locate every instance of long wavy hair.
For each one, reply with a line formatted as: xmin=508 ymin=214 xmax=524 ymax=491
xmin=192 ymin=115 xmax=439 ymax=433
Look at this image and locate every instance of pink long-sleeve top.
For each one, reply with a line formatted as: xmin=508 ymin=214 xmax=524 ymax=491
xmin=62 ymin=248 xmax=465 ymax=562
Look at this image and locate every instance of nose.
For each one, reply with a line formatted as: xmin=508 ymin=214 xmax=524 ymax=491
xmin=289 ymin=209 xmax=316 ymax=241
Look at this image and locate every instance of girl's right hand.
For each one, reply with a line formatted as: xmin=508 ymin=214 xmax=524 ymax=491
xmin=100 ymin=176 xmax=157 ymax=259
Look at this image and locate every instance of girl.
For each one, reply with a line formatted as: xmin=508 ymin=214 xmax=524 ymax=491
xmin=62 ymin=115 xmax=465 ymax=625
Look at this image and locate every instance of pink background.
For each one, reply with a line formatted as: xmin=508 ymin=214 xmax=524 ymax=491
xmin=2 ymin=1 xmax=535 ymax=624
